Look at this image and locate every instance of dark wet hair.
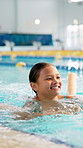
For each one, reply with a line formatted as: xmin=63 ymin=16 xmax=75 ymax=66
xmin=29 ymin=62 xmax=52 ymax=83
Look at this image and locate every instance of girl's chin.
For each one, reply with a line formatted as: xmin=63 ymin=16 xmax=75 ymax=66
xmin=49 ymin=92 xmax=60 ymax=98
xmin=50 ymin=89 xmax=60 ymax=94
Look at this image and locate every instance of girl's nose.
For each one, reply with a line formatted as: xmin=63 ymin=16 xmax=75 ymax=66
xmin=53 ymin=77 xmax=58 ymax=83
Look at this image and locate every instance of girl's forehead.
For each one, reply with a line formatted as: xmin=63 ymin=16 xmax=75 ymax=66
xmin=41 ymin=65 xmax=59 ymax=74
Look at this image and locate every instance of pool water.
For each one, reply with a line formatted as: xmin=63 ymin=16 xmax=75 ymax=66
xmin=0 ymin=58 xmax=83 ymax=148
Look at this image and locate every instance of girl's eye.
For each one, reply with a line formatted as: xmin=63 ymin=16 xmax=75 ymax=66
xmin=46 ymin=77 xmax=52 ymax=80
xmin=57 ymin=76 xmax=60 ymax=79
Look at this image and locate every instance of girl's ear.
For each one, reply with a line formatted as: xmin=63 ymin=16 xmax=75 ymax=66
xmin=30 ymin=82 xmax=38 ymax=92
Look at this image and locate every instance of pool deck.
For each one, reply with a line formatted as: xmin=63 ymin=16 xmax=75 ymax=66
xmin=0 ymin=126 xmax=70 ymax=148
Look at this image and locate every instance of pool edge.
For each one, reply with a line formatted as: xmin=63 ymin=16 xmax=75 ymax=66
xmin=0 ymin=126 xmax=70 ymax=148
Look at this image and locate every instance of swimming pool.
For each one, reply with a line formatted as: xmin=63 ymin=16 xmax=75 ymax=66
xmin=0 ymin=56 xmax=83 ymax=148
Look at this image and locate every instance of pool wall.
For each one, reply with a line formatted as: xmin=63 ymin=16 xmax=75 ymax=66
xmin=0 ymin=50 xmax=83 ymax=57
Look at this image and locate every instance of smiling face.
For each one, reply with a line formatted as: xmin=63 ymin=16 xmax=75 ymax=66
xmin=30 ymin=65 xmax=62 ymax=101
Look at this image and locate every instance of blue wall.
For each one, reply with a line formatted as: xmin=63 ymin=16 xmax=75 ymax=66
xmin=0 ymin=33 xmax=53 ymax=46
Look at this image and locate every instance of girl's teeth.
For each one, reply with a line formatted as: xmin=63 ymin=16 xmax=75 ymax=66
xmin=52 ymin=86 xmax=58 ymax=88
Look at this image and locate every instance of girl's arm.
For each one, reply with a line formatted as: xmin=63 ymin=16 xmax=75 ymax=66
xmin=0 ymin=103 xmax=21 ymax=111
xmin=0 ymin=103 xmax=37 ymax=120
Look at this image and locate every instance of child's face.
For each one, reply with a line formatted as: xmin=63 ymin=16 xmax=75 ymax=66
xmin=32 ymin=65 xmax=62 ymax=100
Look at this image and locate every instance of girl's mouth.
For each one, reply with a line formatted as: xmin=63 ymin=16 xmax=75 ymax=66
xmin=50 ymin=85 xmax=60 ymax=90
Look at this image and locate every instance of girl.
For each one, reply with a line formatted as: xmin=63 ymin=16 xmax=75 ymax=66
xmin=22 ymin=62 xmax=81 ymax=118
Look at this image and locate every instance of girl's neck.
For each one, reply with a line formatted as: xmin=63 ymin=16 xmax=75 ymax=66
xmin=33 ymin=95 xmax=58 ymax=102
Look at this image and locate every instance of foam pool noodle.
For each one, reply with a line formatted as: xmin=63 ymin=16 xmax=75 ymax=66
xmin=67 ymin=72 xmax=77 ymax=96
